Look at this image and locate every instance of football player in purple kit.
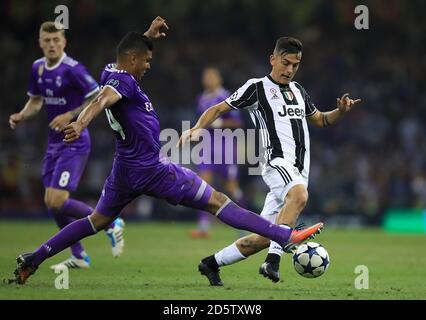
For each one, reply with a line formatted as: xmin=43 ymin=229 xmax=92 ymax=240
xmin=8 ymin=22 xmax=124 ymax=270
xmin=190 ymin=67 xmax=244 ymax=238
xmin=8 ymin=17 xmax=322 ymax=285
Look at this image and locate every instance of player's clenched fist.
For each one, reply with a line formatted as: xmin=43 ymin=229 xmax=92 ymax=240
xmin=9 ymin=113 xmax=24 ymax=130
xmin=63 ymin=121 xmax=84 ymax=143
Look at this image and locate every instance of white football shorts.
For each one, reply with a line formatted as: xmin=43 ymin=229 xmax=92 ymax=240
xmin=260 ymin=157 xmax=309 ymax=219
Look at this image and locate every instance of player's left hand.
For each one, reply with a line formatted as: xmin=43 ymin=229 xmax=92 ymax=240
xmin=63 ymin=121 xmax=84 ymax=143
xmin=145 ymin=16 xmax=169 ymax=39
xmin=177 ymin=128 xmax=203 ymax=148
xmin=337 ymin=93 xmax=362 ymax=113
xmin=49 ymin=112 xmax=73 ymax=132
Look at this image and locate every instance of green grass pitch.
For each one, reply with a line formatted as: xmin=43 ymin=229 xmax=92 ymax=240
xmin=0 ymin=220 xmax=425 ymax=299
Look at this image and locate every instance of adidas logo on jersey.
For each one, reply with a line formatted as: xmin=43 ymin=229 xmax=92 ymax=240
xmin=278 ymin=105 xmax=305 ymax=118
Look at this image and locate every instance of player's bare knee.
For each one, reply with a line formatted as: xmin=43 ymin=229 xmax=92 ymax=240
xmin=43 ymin=193 xmax=50 ymax=208
xmin=44 ymin=187 xmax=70 ymax=210
xmin=206 ymin=191 xmax=229 ymax=213
xmin=214 ymin=191 xmax=228 ymax=203
xmin=294 ymin=193 xmax=308 ymax=209
xmin=287 ymin=189 xmax=309 ymax=210
xmin=89 ymin=211 xmax=114 ymax=231
xmin=45 ymin=192 xmax=68 ymax=210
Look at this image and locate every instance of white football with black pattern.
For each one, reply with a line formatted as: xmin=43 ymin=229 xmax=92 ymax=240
xmin=292 ymin=242 xmax=330 ymax=278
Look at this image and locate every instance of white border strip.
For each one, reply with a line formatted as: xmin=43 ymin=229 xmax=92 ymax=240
xmin=27 ymin=91 xmax=41 ymax=97
xmin=87 ymin=216 xmax=98 ymax=233
xmin=84 ymin=86 xmax=100 ymax=98
xmin=193 ymin=180 xmax=207 ymax=202
xmin=215 ymin=198 xmax=232 ymax=216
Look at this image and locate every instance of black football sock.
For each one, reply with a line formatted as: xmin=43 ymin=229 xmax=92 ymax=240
xmin=202 ymin=255 xmax=220 ymax=270
xmin=265 ymin=253 xmax=281 ymax=264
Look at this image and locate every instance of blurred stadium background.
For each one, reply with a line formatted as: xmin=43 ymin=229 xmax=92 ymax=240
xmin=1 ymin=0 xmax=425 ymax=232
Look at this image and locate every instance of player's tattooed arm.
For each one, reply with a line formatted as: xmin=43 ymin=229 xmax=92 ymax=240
xmin=63 ymin=87 xmax=121 ymax=143
xmin=144 ymin=16 xmax=169 ymax=40
xmin=177 ymin=101 xmax=233 ymax=147
xmin=308 ymin=93 xmax=361 ymax=128
xmin=9 ymin=96 xmax=43 ymax=129
xmin=49 ymin=91 xmax=99 ymax=132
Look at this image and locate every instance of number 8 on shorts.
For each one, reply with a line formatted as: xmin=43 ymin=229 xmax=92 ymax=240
xmin=59 ymin=171 xmax=71 ymax=187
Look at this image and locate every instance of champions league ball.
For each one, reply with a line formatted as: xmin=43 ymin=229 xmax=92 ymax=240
xmin=292 ymin=242 xmax=330 ymax=278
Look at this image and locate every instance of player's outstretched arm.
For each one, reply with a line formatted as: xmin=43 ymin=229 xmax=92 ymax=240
xmin=308 ymin=93 xmax=361 ymax=128
xmin=9 ymin=96 xmax=43 ymax=130
xmin=63 ymin=86 xmax=121 ymax=143
xmin=177 ymin=101 xmax=232 ymax=147
xmin=144 ymin=16 xmax=169 ymax=40
xmin=49 ymin=90 xmax=99 ymax=132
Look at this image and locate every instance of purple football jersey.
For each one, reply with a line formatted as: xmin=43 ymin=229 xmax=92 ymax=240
xmin=196 ymin=87 xmax=242 ymax=122
xmin=196 ymin=88 xmax=243 ymax=167
xmin=27 ymin=53 xmax=99 ymax=150
xmin=100 ymin=63 xmax=161 ymax=167
xmin=95 ymin=64 xmax=215 ymax=217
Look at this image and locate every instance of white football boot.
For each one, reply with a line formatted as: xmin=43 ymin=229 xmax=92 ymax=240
xmin=105 ymin=218 xmax=125 ymax=257
xmin=50 ymin=255 xmax=90 ymax=270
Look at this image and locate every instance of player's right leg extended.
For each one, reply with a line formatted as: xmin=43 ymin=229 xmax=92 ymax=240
xmin=7 ymin=211 xmax=114 ymax=284
xmin=203 ymin=190 xmax=319 ymax=246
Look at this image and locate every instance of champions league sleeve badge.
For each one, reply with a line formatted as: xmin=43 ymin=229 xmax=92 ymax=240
xmin=38 ymin=64 xmax=44 ymax=76
xmin=37 ymin=64 xmax=44 ymax=83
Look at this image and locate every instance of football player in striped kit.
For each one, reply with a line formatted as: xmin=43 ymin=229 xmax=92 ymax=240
xmin=183 ymin=37 xmax=361 ymax=285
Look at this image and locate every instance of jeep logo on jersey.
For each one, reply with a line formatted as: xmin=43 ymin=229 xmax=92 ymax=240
xmin=278 ymin=105 xmax=305 ymax=118
xmin=106 ymin=79 xmax=119 ymax=88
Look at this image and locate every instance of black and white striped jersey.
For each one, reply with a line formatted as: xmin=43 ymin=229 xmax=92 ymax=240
xmin=225 ymin=75 xmax=317 ymax=173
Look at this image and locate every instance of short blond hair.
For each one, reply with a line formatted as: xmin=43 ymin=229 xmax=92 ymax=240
xmin=39 ymin=21 xmax=65 ymax=36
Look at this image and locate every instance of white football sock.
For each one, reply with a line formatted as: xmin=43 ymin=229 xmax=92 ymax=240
xmin=268 ymin=240 xmax=284 ymax=256
xmin=214 ymin=242 xmax=246 ymax=266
